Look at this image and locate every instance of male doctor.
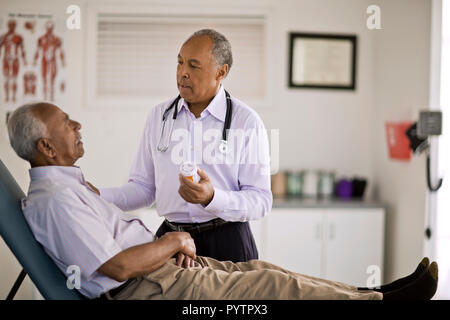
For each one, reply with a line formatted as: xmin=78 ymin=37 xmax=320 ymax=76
xmin=98 ymin=29 xmax=272 ymax=264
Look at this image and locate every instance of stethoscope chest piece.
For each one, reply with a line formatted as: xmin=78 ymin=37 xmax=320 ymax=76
xmin=218 ymin=139 xmax=230 ymax=154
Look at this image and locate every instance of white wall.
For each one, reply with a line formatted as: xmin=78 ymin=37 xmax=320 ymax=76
xmin=0 ymin=0 xmax=432 ymax=299
xmin=372 ymin=0 xmax=432 ymax=283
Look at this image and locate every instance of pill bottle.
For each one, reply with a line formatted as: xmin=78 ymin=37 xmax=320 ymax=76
xmin=179 ymin=162 xmax=200 ymax=183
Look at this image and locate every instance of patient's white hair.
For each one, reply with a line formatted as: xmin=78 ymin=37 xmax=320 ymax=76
xmin=7 ymin=103 xmax=49 ymax=162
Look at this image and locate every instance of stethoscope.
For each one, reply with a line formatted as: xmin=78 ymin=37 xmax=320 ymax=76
xmin=157 ymin=90 xmax=233 ymax=154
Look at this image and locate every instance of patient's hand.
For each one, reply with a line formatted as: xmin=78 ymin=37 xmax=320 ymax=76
xmin=176 ymin=252 xmax=195 ymax=269
xmin=86 ymin=181 xmax=100 ymax=196
xmin=163 ymin=232 xmax=196 ymax=259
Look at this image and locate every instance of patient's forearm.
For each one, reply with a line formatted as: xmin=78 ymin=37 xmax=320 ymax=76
xmin=98 ymin=232 xmax=194 ymax=282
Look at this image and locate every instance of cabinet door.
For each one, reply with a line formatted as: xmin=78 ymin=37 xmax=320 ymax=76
xmin=323 ymin=209 xmax=385 ymax=287
xmin=265 ymin=209 xmax=323 ymax=277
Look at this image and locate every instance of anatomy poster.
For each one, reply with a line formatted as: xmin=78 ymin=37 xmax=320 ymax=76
xmin=0 ymin=12 xmax=67 ymax=118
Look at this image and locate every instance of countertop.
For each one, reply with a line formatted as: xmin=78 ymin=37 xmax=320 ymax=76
xmin=272 ymin=197 xmax=386 ymax=209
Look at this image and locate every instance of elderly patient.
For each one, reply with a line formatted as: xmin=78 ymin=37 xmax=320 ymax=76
xmin=7 ymin=102 xmax=438 ymax=300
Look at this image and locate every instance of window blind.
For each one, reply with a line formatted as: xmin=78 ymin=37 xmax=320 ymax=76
xmin=96 ymin=14 xmax=266 ymax=100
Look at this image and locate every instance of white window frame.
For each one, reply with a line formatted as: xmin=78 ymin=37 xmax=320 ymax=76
xmin=85 ymin=2 xmax=275 ymax=111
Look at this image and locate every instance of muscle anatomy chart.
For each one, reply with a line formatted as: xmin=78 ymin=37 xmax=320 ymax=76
xmin=34 ymin=21 xmax=65 ymax=101
xmin=0 ymin=20 xmax=27 ymax=103
xmin=0 ymin=13 xmax=67 ymax=110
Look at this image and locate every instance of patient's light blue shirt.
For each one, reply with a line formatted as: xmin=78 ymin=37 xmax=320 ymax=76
xmin=22 ymin=165 xmax=155 ymax=299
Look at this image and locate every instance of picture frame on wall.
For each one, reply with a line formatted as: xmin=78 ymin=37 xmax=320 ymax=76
xmin=288 ymin=32 xmax=357 ymax=90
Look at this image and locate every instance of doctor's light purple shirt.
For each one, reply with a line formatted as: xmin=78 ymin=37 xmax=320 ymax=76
xmin=100 ymin=85 xmax=273 ymax=223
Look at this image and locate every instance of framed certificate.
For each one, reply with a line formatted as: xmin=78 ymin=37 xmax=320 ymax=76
xmin=288 ymin=32 xmax=357 ymax=90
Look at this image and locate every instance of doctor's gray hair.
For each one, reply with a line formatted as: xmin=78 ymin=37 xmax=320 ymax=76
xmin=7 ymin=103 xmax=49 ymax=162
xmin=186 ymin=29 xmax=233 ymax=73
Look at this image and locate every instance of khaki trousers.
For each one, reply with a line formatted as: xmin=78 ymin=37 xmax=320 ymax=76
xmin=106 ymin=256 xmax=382 ymax=300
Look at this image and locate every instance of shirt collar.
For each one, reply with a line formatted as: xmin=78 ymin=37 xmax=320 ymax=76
xmin=179 ymin=84 xmax=227 ymax=122
xmin=29 ymin=165 xmax=85 ymax=185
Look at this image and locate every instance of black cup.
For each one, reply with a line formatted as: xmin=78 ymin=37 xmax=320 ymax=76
xmin=351 ymin=178 xmax=367 ymax=198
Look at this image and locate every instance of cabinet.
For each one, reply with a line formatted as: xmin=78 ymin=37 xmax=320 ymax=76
xmin=263 ymin=209 xmax=323 ymax=277
xmin=324 ymin=209 xmax=384 ymax=286
xmin=259 ymin=207 xmax=385 ymax=287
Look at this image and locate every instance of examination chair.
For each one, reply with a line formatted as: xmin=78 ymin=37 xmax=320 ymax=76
xmin=0 ymin=159 xmax=84 ymax=300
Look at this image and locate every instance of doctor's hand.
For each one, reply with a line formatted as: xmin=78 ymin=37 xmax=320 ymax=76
xmin=178 ymin=168 xmax=215 ymax=206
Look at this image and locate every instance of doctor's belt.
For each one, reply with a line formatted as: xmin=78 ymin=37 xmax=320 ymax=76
xmin=164 ymin=218 xmax=229 ymax=234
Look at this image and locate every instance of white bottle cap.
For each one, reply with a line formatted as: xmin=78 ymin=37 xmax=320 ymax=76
xmin=179 ymin=162 xmax=197 ymax=177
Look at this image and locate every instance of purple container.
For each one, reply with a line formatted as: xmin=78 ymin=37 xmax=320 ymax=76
xmin=336 ymin=179 xmax=353 ymax=199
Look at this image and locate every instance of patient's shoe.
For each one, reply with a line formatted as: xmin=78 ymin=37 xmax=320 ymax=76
xmin=358 ymin=257 xmax=429 ymax=293
xmin=383 ymin=261 xmax=438 ymax=300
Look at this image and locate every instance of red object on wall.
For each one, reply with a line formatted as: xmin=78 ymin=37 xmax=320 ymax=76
xmin=385 ymin=121 xmax=413 ymax=161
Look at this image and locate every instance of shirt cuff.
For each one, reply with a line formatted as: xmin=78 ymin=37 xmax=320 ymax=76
xmin=204 ymin=188 xmax=228 ymax=214
xmin=85 ymin=240 xmax=123 ymax=282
